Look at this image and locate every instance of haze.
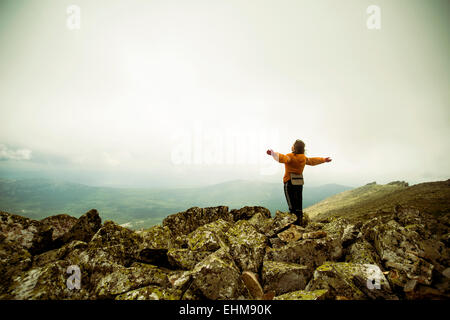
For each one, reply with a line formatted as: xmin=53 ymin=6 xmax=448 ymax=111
xmin=0 ymin=0 xmax=449 ymax=188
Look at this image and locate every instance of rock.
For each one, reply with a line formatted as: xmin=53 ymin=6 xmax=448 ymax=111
xmin=7 ymin=260 xmax=89 ymax=299
xmin=404 ymin=281 xmax=450 ymax=300
xmin=138 ymin=225 xmax=175 ymax=250
xmin=248 ymin=213 xmax=273 ymax=234
xmin=241 ymin=271 xmax=264 ymax=299
xmin=115 ymin=285 xmax=183 ymax=300
xmin=40 ymin=214 xmax=78 ymax=241
xmin=274 ymin=289 xmax=330 ymax=300
xmin=33 ymin=240 xmax=87 ymax=268
xmin=265 ymin=211 xmax=297 ymax=237
xmin=225 ymin=220 xmax=267 ymax=273
xmin=250 ymin=211 xmax=297 ymax=237
xmin=341 ymin=224 xmax=361 ymax=247
xmin=162 ymin=206 xmax=232 ymax=237
xmin=264 ymin=237 xmax=342 ymax=270
xmin=54 ymin=209 xmax=102 ymax=247
xmin=322 ymin=217 xmax=354 ymax=244
xmin=168 ymin=270 xmax=193 ymax=291
xmin=87 ymin=220 xmax=142 ymax=266
xmin=0 ymin=239 xmax=32 ymax=296
xmin=262 ymin=261 xmax=313 ymax=295
xmin=94 ymin=262 xmax=171 ymax=299
xmin=345 ymin=239 xmax=380 ymax=265
xmin=230 ymin=206 xmax=271 ymax=222
xmin=403 ymin=279 xmax=418 ymax=294
xmin=186 ymin=219 xmax=231 ymax=251
xmin=277 ymin=225 xmax=304 ymax=242
xmin=167 ymin=249 xmax=211 ymax=270
xmin=269 ymin=237 xmax=285 ymax=249
xmin=373 ymin=219 xmax=435 ymax=285
xmin=302 ymin=231 xmax=327 ymax=240
xmin=0 ymin=211 xmax=53 ymax=254
xmin=306 ymin=262 xmax=396 ymax=300
xmin=190 ymin=248 xmax=250 ymax=300
xmin=443 ymin=267 xmax=450 ymax=279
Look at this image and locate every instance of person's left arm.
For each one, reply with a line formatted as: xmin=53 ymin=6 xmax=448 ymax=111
xmin=306 ymin=156 xmax=332 ymax=165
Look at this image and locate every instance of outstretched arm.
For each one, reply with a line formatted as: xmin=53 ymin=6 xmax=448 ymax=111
xmin=306 ymin=156 xmax=332 ymax=165
xmin=266 ymin=149 xmax=291 ymax=163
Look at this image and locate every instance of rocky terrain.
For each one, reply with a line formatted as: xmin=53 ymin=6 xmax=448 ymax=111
xmin=0 ymin=182 xmax=449 ymax=300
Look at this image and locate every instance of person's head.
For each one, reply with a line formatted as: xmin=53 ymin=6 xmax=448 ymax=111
xmin=292 ymin=139 xmax=305 ymax=154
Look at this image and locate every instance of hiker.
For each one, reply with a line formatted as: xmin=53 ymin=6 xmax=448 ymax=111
xmin=266 ymin=139 xmax=332 ymax=225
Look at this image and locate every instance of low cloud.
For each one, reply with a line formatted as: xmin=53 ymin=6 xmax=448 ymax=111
xmin=0 ymin=144 xmax=32 ymax=161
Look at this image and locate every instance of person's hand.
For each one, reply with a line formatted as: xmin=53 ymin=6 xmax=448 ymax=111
xmin=324 ymin=157 xmax=332 ymax=162
xmin=266 ymin=149 xmax=273 ymax=156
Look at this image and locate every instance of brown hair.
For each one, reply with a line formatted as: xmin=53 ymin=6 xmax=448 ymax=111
xmin=292 ymin=139 xmax=305 ymax=154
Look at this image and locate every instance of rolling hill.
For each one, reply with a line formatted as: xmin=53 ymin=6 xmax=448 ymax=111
xmin=305 ymin=179 xmax=450 ymax=222
xmin=0 ymin=177 xmax=352 ymax=229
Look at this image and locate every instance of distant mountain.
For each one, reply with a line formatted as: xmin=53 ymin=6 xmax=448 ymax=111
xmin=0 ymin=177 xmax=352 ymax=229
xmin=305 ymin=179 xmax=450 ymax=221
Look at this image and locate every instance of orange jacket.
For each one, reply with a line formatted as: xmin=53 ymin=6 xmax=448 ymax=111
xmin=276 ymin=153 xmax=326 ymax=183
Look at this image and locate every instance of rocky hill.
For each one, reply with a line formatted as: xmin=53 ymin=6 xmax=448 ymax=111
xmin=305 ymin=180 xmax=450 ymax=222
xmin=0 ymin=182 xmax=449 ymax=300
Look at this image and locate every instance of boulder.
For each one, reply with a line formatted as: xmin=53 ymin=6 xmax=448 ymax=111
xmin=186 ymin=219 xmax=231 ymax=251
xmin=190 ymin=248 xmax=250 ymax=300
xmin=162 ymin=206 xmax=232 ymax=237
xmin=40 ymin=214 xmax=78 ymax=241
xmin=265 ymin=211 xmax=297 ymax=237
xmin=115 ymin=285 xmax=183 ymax=300
xmin=264 ymin=236 xmax=342 ymax=270
xmin=230 ymin=206 xmax=271 ymax=222
xmin=302 ymin=231 xmax=327 ymax=240
xmin=138 ymin=225 xmax=175 ymax=250
xmin=0 ymin=211 xmax=53 ymax=254
xmin=0 ymin=239 xmax=32 ymax=296
xmin=54 ymin=209 xmax=102 ymax=247
xmin=7 ymin=259 xmax=90 ymax=299
xmin=167 ymin=249 xmax=211 ymax=270
xmin=86 ymin=220 xmax=142 ymax=266
xmin=277 ymin=225 xmax=305 ymax=242
xmin=274 ymin=289 xmax=330 ymax=300
xmin=248 ymin=213 xmax=273 ymax=234
xmin=306 ymin=262 xmax=397 ymax=300
xmin=94 ymin=262 xmax=171 ymax=299
xmin=373 ymin=219 xmax=435 ymax=285
xmin=269 ymin=237 xmax=285 ymax=249
xmin=262 ymin=261 xmax=313 ymax=295
xmin=345 ymin=239 xmax=380 ymax=265
xmin=249 ymin=211 xmax=297 ymax=237
xmin=225 ymin=220 xmax=267 ymax=273
xmin=33 ymin=240 xmax=87 ymax=268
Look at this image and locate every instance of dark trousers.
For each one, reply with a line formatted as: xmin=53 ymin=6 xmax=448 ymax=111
xmin=284 ymin=180 xmax=303 ymax=224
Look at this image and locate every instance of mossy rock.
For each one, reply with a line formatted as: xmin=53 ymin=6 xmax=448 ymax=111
xmin=262 ymin=260 xmax=313 ymax=295
xmin=274 ymin=289 xmax=330 ymax=300
xmin=167 ymin=248 xmax=212 ymax=270
xmin=225 ymin=220 xmax=267 ymax=273
xmin=115 ymin=285 xmax=183 ymax=300
xmin=306 ymin=262 xmax=395 ymax=300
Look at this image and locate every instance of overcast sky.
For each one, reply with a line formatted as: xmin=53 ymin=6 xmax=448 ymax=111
xmin=0 ymin=0 xmax=449 ymax=188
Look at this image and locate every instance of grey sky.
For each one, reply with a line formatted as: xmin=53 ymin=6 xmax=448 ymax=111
xmin=0 ymin=0 xmax=449 ymax=188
